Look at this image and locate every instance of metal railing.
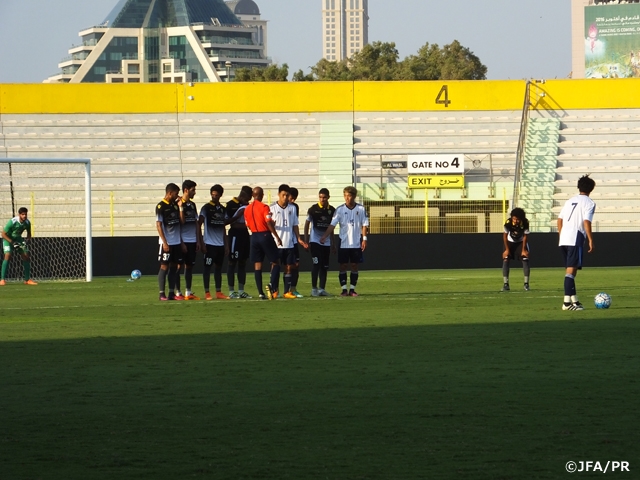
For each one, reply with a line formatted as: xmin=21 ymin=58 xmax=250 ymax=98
xmin=512 ymin=80 xmax=531 ymax=208
xmin=71 ymin=40 xmax=99 ymax=48
xmin=362 ymin=198 xmax=509 ymax=234
xmin=199 ymin=36 xmax=255 ymax=46
xmin=209 ymin=50 xmax=264 ymax=60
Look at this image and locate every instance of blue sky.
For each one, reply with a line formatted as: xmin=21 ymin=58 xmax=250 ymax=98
xmin=0 ymin=0 xmax=571 ymax=83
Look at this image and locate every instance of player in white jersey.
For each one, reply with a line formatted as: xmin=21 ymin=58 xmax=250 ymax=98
xmin=270 ymin=184 xmax=308 ymax=299
xmin=557 ymin=175 xmax=596 ymax=311
xmin=319 ymin=186 xmax=369 ymax=297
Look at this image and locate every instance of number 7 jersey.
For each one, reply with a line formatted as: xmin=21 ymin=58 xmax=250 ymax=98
xmin=558 ymin=194 xmax=596 ymax=246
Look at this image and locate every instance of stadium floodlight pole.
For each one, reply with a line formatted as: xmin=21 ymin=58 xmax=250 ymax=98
xmin=1 ymin=158 xmax=93 ymax=282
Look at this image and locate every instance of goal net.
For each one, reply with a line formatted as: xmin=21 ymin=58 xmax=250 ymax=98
xmin=0 ymin=158 xmax=92 ymax=282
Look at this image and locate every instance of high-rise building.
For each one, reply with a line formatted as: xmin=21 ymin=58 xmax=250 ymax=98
xmin=226 ymin=0 xmax=268 ymax=58
xmin=322 ymin=0 xmax=369 ymax=62
xmin=46 ymin=0 xmax=269 ymax=83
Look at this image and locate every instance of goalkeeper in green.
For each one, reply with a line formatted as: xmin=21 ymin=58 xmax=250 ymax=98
xmin=1 ymin=207 xmax=37 ymax=285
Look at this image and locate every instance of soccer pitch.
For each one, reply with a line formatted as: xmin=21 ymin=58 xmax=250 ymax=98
xmin=1 ymin=268 xmax=639 ymax=479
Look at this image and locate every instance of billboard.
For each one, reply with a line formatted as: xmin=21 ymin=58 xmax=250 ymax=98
xmin=585 ymin=4 xmax=640 ymax=78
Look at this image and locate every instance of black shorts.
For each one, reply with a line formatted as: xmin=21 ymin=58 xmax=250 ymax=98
xmin=250 ymin=232 xmax=280 ymax=264
xmin=228 ymin=229 xmax=250 ymax=262
xmin=506 ymin=241 xmax=529 ymax=260
xmin=561 ymin=244 xmax=584 ymax=269
xmin=183 ymin=242 xmax=198 ymax=266
xmin=278 ymin=247 xmax=296 ymax=266
xmin=310 ymin=242 xmax=331 ymax=269
xmin=158 ymin=244 xmax=183 ymax=265
xmin=292 ymin=243 xmax=300 ymax=263
xmin=204 ymin=245 xmax=225 ymax=267
xmin=338 ymin=247 xmax=363 ymax=264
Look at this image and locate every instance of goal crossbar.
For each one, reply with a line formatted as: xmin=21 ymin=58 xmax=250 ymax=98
xmin=1 ymin=158 xmax=92 ymax=281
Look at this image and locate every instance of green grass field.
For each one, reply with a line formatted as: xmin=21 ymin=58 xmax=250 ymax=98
xmin=1 ymin=268 xmax=639 ymax=479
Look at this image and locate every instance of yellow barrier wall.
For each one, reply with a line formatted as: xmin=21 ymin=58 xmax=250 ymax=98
xmin=0 ymin=83 xmax=355 ymax=115
xmin=355 ymin=80 xmax=526 ymax=112
xmin=179 ymin=82 xmax=354 ymax=113
xmin=533 ymin=78 xmax=640 ymax=110
xmin=0 ymin=84 xmax=179 ymax=114
xmin=4 ymin=79 xmax=640 ymax=115
xmin=0 ymin=81 xmax=527 ymax=114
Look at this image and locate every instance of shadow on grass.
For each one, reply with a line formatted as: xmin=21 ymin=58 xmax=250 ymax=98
xmin=1 ymin=319 xmax=639 ymax=480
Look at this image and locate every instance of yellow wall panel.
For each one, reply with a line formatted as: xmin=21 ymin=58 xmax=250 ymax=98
xmin=179 ymin=82 xmax=353 ymax=113
xmin=0 ymin=83 xmax=353 ymax=115
xmin=5 ymin=79 xmax=640 ymax=115
xmin=0 ymin=84 xmax=179 ymax=114
xmin=532 ymin=79 xmax=640 ymax=110
xmin=354 ymin=81 xmax=526 ymax=112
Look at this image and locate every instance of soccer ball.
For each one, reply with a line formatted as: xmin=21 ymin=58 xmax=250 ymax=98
xmin=594 ymin=292 xmax=611 ymax=309
xmin=131 ymin=269 xmax=142 ymax=281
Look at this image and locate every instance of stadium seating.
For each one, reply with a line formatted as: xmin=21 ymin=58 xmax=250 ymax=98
xmin=517 ymin=118 xmax=560 ymax=232
xmin=551 ymin=108 xmax=640 ymax=231
xmin=4 ymin=82 xmax=640 ymax=236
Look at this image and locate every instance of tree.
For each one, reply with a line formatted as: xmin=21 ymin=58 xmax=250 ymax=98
xmin=310 ymin=40 xmax=486 ymax=82
xmin=348 ymin=41 xmax=401 ymax=81
xmin=397 ymin=43 xmax=445 ymax=81
xmin=234 ymin=63 xmax=289 ymax=82
xmin=439 ymin=40 xmax=487 ymax=80
xmin=292 ymin=69 xmax=314 ymax=82
xmin=234 ymin=40 xmax=486 ymax=82
xmin=310 ymin=58 xmax=352 ymax=81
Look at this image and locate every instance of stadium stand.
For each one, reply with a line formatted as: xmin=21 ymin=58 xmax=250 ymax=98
xmin=3 ymin=80 xmax=640 ymax=236
xmin=552 ymin=107 xmax=640 ymax=231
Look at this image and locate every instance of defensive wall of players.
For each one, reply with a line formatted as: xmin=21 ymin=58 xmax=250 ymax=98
xmin=2 ymin=80 xmax=640 ymax=273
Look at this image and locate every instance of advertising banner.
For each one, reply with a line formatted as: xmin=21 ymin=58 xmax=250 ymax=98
xmin=585 ymin=4 xmax=640 ymax=78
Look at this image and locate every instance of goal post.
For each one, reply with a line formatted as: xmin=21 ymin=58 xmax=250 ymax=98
xmin=0 ymin=158 xmax=92 ymax=282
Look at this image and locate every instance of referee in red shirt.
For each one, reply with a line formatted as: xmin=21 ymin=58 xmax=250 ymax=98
xmin=244 ymin=186 xmax=282 ymax=300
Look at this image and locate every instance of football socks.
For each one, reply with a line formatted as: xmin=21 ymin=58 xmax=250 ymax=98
xmin=269 ymin=264 xmax=281 ymax=294
xmin=311 ymin=263 xmax=320 ymax=289
xmin=214 ymin=265 xmax=223 ymax=290
xmin=319 ymin=268 xmax=328 ymax=290
xmin=564 ymin=274 xmax=576 ymax=296
xmin=227 ymin=262 xmax=236 ymax=293
xmin=254 ymin=269 xmax=264 ymax=297
xmin=202 ymin=265 xmax=211 ymax=292
xmin=350 ymin=272 xmax=359 ymax=289
xmin=158 ymin=267 xmax=168 ymax=293
xmin=184 ymin=267 xmax=193 ymax=292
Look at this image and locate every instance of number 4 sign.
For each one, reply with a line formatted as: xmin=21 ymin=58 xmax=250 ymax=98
xmin=436 ymin=85 xmax=450 ymax=107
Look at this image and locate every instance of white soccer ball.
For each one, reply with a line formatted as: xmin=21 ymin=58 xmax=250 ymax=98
xmin=594 ymin=292 xmax=611 ymax=309
xmin=131 ymin=269 xmax=142 ymax=280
